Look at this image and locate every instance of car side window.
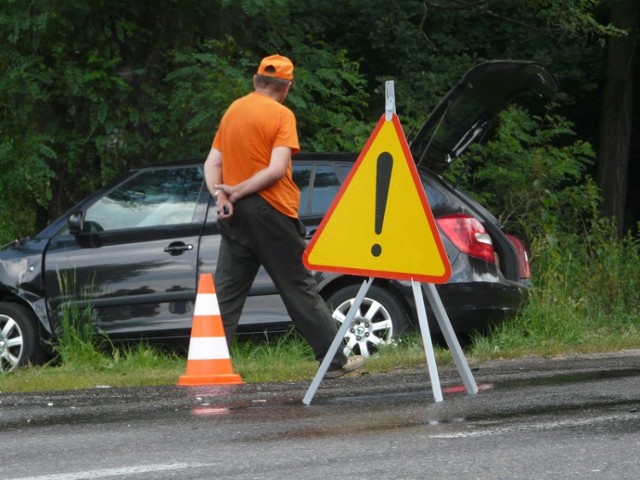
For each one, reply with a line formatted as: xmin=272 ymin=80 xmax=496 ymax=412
xmin=310 ymin=165 xmax=341 ymax=214
xmin=293 ymin=163 xmax=342 ymax=216
xmin=293 ymin=164 xmax=312 ymax=215
xmin=336 ymin=164 xmax=353 ymax=182
xmin=83 ymin=167 xmax=204 ymax=231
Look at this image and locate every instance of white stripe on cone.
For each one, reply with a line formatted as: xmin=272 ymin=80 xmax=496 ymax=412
xmin=186 ymin=337 xmax=230 ymax=360
xmin=193 ymin=293 xmax=220 ymax=316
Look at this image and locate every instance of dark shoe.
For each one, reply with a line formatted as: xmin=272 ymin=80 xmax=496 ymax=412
xmin=324 ymin=355 xmax=365 ymax=379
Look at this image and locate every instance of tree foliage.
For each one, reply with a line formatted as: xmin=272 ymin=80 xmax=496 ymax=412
xmin=0 ymin=0 xmax=636 ymax=245
xmin=444 ymin=105 xmax=598 ymax=249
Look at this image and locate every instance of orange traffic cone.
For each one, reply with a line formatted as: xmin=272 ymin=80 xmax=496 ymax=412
xmin=178 ymin=273 xmax=243 ymax=386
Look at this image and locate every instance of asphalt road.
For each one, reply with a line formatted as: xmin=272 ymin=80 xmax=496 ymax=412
xmin=1 ymin=350 xmax=639 ymax=479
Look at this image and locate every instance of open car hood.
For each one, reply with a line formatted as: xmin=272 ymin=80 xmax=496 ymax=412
xmin=409 ymin=60 xmax=557 ymax=174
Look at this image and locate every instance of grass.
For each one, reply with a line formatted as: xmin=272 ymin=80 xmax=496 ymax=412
xmin=0 ymin=331 xmax=455 ymax=394
xmin=1 ymin=347 xmax=186 ymax=393
xmin=2 ymin=319 xmax=638 ymax=394
xmin=469 ymin=223 xmax=640 ymax=361
xmin=1 ymin=220 xmax=639 ymax=394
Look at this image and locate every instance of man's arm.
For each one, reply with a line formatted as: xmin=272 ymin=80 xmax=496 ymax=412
xmin=204 ymin=147 xmax=223 ymax=194
xmin=203 ymin=147 xmax=233 ymax=218
xmin=216 ymin=146 xmax=291 ymax=203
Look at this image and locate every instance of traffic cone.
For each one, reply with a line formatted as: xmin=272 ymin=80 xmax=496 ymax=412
xmin=178 ymin=273 xmax=243 ymax=386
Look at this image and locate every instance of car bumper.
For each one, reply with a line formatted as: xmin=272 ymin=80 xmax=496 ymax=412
xmin=425 ymin=280 xmax=529 ymax=334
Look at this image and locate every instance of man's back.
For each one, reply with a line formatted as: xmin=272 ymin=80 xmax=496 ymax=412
xmin=214 ymin=91 xmax=300 ymax=217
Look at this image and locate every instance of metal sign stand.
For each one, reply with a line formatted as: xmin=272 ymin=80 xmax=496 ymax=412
xmin=303 ymin=277 xmax=373 ymax=405
xmin=423 ymin=282 xmax=478 ymax=396
xmin=302 ymin=81 xmax=478 ymax=405
xmin=302 ymin=277 xmax=478 ymax=405
xmin=412 ymin=279 xmax=443 ymax=402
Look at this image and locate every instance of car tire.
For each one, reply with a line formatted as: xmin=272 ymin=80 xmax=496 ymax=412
xmin=0 ymin=302 xmax=45 ymax=373
xmin=326 ymin=285 xmax=410 ymax=358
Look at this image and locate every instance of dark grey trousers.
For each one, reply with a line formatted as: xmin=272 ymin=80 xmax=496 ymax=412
xmin=214 ymin=194 xmax=346 ymax=369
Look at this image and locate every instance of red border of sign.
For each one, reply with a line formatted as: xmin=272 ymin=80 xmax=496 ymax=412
xmin=303 ymin=113 xmax=452 ymax=283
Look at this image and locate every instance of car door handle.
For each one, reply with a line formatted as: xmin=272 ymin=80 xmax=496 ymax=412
xmin=164 ymin=242 xmax=194 ymax=256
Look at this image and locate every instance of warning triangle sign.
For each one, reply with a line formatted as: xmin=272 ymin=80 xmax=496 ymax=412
xmin=303 ymin=113 xmax=451 ymax=283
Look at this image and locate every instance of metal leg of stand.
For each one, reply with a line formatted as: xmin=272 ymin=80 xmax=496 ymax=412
xmin=303 ymin=277 xmax=374 ymax=405
xmin=411 ymin=280 xmax=443 ymax=402
xmin=422 ymin=283 xmax=478 ymax=395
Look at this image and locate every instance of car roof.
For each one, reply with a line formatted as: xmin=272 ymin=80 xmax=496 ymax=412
xmin=128 ymin=153 xmax=359 ymax=173
xmin=294 ymin=152 xmax=357 ymax=162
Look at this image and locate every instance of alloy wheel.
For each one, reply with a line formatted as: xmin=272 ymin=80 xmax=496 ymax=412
xmin=0 ymin=314 xmax=23 ymax=373
xmin=331 ymin=297 xmax=394 ymax=358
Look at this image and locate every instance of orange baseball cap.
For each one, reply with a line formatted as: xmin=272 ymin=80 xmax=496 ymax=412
xmin=257 ymin=54 xmax=294 ymax=81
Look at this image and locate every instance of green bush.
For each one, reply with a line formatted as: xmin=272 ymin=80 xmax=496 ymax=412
xmin=451 ymin=107 xmax=640 ymax=358
xmin=444 ymin=105 xmax=598 ymax=247
xmin=474 ymin=218 xmax=640 ymax=358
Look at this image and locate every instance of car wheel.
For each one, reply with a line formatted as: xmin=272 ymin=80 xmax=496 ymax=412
xmin=0 ymin=302 xmax=44 ymax=373
xmin=326 ymin=285 xmax=409 ymax=359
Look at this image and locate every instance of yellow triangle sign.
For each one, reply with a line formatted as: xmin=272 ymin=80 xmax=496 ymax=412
xmin=303 ymin=113 xmax=451 ymax=283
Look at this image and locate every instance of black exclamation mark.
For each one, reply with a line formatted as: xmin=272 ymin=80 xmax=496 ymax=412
xmin=371 ymin=152 xmax=393 ymax=257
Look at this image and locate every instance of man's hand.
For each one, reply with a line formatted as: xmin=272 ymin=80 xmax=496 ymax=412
xmin=207 ymin=146 xmax=292 ymax=220
xmin=214 ymin=188 xmax=234 ymax=219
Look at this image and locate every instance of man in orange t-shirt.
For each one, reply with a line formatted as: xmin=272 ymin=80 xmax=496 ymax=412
xmin=204 ymin=54 xmax=364 ymax=378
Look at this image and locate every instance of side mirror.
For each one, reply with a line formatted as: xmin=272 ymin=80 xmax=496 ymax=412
xmin=67 ymin=210 xmax=85 ymax=234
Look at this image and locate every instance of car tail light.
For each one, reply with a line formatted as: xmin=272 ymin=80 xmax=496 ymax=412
xmin=436 ymin=213 xmax=496 ymax=264
xmin=506 ymin=234 xmax=532 ymax=280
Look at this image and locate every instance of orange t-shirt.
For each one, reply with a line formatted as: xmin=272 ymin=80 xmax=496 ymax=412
xmin=212 ymin=92 xmax=301 ymax=218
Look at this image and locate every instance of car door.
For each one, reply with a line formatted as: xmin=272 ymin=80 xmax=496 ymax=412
xmin=43 ymin=165 xmax=210 ymax=339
